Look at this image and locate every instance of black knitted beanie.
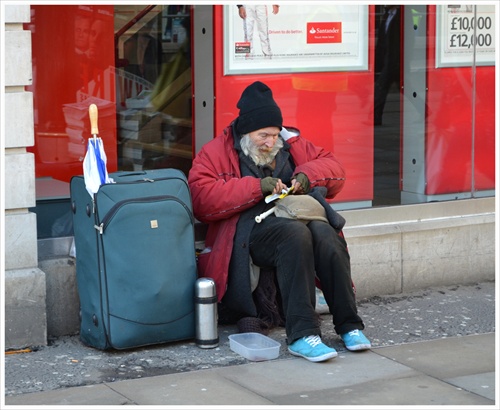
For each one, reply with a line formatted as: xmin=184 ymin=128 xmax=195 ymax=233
xmin=235 ymin=81 xmax=283 ymax=135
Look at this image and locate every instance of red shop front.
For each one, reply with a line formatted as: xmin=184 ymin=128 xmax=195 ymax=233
xmin=26 ymin=4 xmax=495 ymax=228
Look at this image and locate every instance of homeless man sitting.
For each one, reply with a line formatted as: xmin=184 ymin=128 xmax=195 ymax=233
xmin=188 ymin=81 xmax=371 ymax=362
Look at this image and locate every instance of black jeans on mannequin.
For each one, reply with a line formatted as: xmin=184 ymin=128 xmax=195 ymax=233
xmin=249 ymin=216 xmax=365 ymax=343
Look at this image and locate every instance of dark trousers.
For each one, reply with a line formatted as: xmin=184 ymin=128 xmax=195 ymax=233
xmin=249 ymin=216 xmax=364 ymax=343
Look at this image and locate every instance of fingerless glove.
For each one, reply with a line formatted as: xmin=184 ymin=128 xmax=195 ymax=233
xmin=294 ymin=173 xmax=310 ymax=194
xmin=260 ymin=177 xmax=280 ymax=195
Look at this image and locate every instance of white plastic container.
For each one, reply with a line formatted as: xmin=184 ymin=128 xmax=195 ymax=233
xmin=228 ymin=332 xmax=280 ymax=361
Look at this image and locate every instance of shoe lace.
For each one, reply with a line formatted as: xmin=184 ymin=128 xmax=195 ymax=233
xmin=348 ymin=330 xmax=360 ymax=337
xmin=304 ymin=335 xmax=322 ymax=347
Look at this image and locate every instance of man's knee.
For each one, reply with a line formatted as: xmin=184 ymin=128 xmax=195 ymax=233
xmin=281 ymin=220 xmax=312 ymax=244
xmin=309 ymin=221 xmax=348 ymax=249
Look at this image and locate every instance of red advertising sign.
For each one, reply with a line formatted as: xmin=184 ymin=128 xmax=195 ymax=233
xmin=306 ymin=22 xmax=342 ymax=44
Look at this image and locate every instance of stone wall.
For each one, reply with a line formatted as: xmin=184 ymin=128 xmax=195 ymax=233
xmin=4 ymin=4 xmax=48 ymax=349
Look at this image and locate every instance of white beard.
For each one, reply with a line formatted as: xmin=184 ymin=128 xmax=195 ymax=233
xmin=240 ymin=134 xmax=283 ymax=166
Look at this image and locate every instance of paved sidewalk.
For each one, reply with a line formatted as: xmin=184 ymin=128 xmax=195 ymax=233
xmin=3 ymin=281 xmax=497 ymax=408
xmin=4 ymin=333 xmax=496 ymax=407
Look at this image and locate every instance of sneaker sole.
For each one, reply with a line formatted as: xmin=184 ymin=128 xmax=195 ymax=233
xmin=345 ymin=343 xmax=371 ymax=351
xmin=288 ymin=347 xmax=338 ymax=362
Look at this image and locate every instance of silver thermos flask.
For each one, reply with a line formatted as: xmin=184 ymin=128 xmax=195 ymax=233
xmin=194 ymin=278 xmax=219 ymax=348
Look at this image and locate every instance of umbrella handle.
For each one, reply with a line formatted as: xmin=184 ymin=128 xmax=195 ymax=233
xmin=89 ymin=104 xmax=99 ymax=141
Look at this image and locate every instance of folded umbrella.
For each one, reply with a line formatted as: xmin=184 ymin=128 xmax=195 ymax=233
xmin=83 ymin=103 xmax=113 ymax=197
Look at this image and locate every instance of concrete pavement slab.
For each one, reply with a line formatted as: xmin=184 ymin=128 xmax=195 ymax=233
xmin=273 ymin=372 xmax=494 ymax=406
xmin=369 ymin=333 xmax=496 ymax=405
xmin=108 ymin=368 xmax=274 ymax=406
xmin=216 ymin=351 xmax=416 ymax=397
xmin=373 ymin=333 xmax=495 ymax=379
xmin=445 ymin=372 xmax=496 ymax=401
xmin=5 ymin=383 xmax=133 ymax=406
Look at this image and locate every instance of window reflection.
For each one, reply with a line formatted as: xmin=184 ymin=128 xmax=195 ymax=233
xmin=115 ymin=5 xmax=193 ymax=176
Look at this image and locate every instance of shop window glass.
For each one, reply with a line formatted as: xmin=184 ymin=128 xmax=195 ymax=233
xmin=400 ymin=5 xmax=495 ymax=204
xmin=23 ymin=4 xmax=495 ymax=240
xmin=26 ymin=5 xmax=193 ymax=239
xmin=115 ymin=5 xmax=193 ymax=175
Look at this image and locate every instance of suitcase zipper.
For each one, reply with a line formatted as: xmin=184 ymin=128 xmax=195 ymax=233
xmin=102 ymin=175 xmax=182 ymax=185
xmin=94 ymin=195 xmax=193 ymax=235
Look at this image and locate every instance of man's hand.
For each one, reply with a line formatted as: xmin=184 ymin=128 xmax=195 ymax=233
xmin=261 ymin=177 xmax=287 ymax=196
xmin=291 ymin=173 xmax=310 ymax=195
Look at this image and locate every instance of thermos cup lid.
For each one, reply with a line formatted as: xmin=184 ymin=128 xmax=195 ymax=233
xmin=195 ymin=277 xmax=216 ymax=298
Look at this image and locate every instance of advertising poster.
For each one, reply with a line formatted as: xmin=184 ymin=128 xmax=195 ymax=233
xmin=224 ymin=4 xmax=368 ymax=74
xmin=436 ymin=4 xmax=496 ymax=67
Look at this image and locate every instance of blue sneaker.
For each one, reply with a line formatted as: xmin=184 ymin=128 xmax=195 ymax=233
xmin=341 ymin=329 xmax=371 ymax=351
xmin=288 ymin=335 xmax=338 ymax=362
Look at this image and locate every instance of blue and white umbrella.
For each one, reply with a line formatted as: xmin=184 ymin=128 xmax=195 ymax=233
xmin=83 ymin=103 xmax=113 ymax=197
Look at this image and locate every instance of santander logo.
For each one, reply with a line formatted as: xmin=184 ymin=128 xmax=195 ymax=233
xmin=307 ymin=22 xmax=342 ymax=43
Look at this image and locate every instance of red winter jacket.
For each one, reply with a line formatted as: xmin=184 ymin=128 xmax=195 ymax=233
xmin=187 ymin=125 xmax=346 ymax=301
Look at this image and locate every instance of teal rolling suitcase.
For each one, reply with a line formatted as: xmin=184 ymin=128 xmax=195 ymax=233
xmin=70 ymin=169 xmax=197 ymax=350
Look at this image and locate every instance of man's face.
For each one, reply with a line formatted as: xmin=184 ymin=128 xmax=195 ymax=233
xmin=248 ymin=127 xmax=281 ymax=152
xmin=241 ymin=126 xmax=282 ymax=166
xmin=74 ymin=16 xmax=90 ymax=52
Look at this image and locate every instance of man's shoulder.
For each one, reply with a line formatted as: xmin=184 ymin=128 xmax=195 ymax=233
xmin=198 ymin=126 xmax=234 ymax=154
xmin=280 ymin=126 xmax=300 ymax=141
xmin=213 ymin=126 xmax=234 ymax=145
